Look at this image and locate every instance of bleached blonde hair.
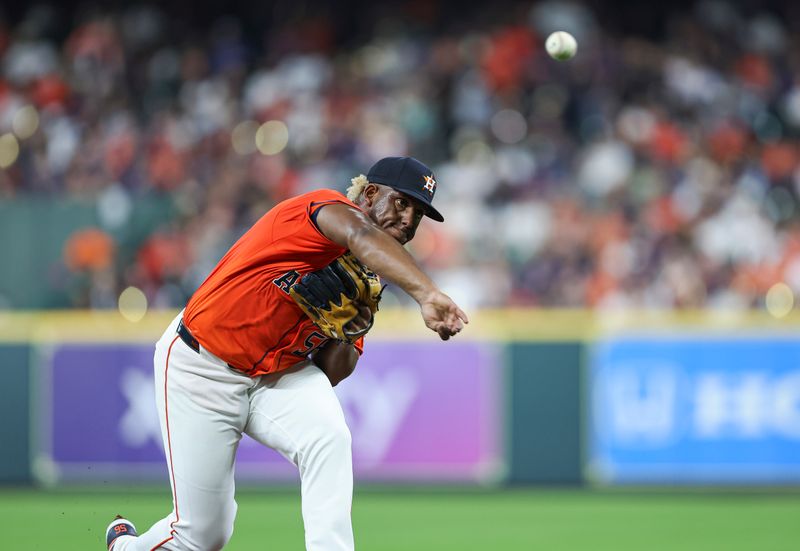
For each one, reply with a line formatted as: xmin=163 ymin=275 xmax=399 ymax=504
xmin=346 ymin=174 xmax=370 ymax=202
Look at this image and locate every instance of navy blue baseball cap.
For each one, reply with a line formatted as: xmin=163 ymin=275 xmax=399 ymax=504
xmin=366 ymin=156 xmax=444 ymax=222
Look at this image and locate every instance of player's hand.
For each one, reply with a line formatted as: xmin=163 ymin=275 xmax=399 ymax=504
xmin=419 ymin=291 xmax=469 ymax=340
xmin=343 ymin=302 xmax=373 ymax=336
xmin=313 ymin=340 xmax=358 ymax=386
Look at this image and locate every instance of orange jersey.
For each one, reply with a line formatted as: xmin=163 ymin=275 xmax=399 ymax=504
xmin=183 ymin=189 xmax=365 ymax=376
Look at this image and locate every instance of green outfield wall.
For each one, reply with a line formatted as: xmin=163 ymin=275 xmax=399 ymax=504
xmin=506 ymin=342 xmax=583 ymax=484
xmin=0 ymin=197 xmax=176 ymax=309
xmin=0 ymin=345 xmax=32 ymax=483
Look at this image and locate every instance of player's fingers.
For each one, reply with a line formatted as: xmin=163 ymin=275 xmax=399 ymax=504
xmin=445 ymin=309 xmax=465 ymax=330
xmin=445 ymin=320 xmax=463 ymax=334
xmin=442 ymin=303 xmax=468 ymax=324
xmin=428 ymin=319 xmax=448 ymax=339
xmin=440 ymin=319 xmax=463 ymax=338
xmin=346 ymin=317 xmax=368 ymax=333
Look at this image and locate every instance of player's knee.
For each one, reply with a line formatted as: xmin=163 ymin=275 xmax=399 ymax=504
xmin=205 ymin=523 xmax=235 ymax=551
xmin=212 ymin=501 xmax=237 ymax=549
xmin=195 ymin=520 xmax=235 ymax=550
xmin=183 ymin=500 xmax=237 ymax=550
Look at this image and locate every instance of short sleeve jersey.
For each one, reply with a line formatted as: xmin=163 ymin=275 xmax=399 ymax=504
xmin=183 ymin=189 xmax=365 ymax=376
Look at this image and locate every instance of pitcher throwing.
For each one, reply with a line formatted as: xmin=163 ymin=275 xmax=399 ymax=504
xmin=105 ymin=156 xmax=468 ymax=551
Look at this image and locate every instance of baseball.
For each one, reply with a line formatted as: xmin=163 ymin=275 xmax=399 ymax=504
xmin=545 ymin=31 xmax=578 ymax=61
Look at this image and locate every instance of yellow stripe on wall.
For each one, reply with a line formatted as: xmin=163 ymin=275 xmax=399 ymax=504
xmin=1 ymin=308 xmax=800 ymax=343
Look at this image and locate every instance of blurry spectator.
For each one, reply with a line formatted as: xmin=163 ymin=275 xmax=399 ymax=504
xmin=3 ymin=0 xmax=800 ymax=311
xmin=62 ymin=227 xmax=117 ymax=308
xmin=64 ymin=227 xmax=115 ymax=271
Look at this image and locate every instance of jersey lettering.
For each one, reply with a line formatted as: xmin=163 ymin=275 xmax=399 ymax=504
xmin=292 ymin=331 xmax=328 ymax=357
xmin=273 ymin=270 xmax=300 ymax=294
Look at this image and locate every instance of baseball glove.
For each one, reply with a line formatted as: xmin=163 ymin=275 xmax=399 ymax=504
xmin=289 ymin=252 xmax=383 ymax=343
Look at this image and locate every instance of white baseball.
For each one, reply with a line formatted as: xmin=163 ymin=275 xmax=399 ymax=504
xmin=545 ymin=31 xmax=578 ymax=61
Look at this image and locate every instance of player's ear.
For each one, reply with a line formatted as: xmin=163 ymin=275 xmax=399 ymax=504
xmin=363 ymin=184 xmax=381 ymax=207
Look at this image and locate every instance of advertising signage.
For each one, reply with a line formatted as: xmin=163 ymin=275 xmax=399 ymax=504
xmin=589 ymin=335 xmax=800 ymax=483
xmin=36 ymin=341 xmax=502 ymax=484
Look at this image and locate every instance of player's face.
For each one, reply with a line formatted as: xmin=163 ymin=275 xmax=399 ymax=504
xmin=366 ymin=186 xmax=425 ymax=245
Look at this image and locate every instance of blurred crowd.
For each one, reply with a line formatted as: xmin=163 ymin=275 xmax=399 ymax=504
xmin=2 ymin=1 xmax=800 ymax=311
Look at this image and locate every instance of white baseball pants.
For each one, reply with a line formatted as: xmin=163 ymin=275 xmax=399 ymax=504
xmin=114 ymin=312 xmax=355 ymax=551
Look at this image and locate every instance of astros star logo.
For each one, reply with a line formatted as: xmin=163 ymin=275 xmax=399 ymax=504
xmin=422 ymin=175 xmax=436 ymax=196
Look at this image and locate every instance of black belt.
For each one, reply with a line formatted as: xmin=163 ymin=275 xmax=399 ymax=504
xmin=177 ymin=318 xmax=242 ymax=373
xmin=177 ymin=319 xmax=200 ymax=353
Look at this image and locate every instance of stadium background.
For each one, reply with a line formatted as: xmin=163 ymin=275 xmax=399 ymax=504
xmin=1 ymin=0 xmax=799 ymax=549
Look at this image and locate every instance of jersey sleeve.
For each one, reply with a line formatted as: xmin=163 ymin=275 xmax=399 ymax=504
xmin=307 ymin=192 xmax=362 ymax=241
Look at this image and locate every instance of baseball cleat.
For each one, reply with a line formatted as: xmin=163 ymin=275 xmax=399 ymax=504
xmin=106 ymin=515 xmax=138 ymax=550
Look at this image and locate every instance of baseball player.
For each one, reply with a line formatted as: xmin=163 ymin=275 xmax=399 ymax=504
xmin=106 ymin=156 xmax=468 ymax=551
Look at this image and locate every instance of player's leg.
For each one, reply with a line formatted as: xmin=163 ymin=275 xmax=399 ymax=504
xmin=245 ymin=362 xmax=354 ymax=551
xmin=113 ymin=314 xmax=254 ymax=551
